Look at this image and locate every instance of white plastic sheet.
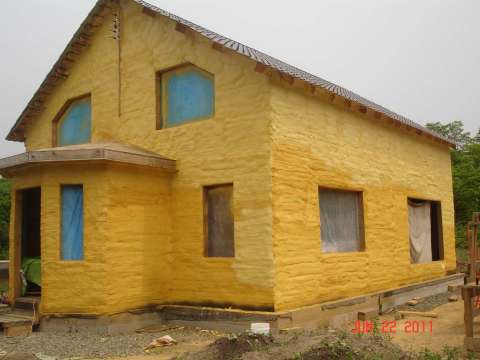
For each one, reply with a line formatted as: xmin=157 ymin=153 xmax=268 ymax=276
xmin=320 ymin=189 xmax=362 ymax=253
xmin=408 ymin=200 xmax=432 ymax=264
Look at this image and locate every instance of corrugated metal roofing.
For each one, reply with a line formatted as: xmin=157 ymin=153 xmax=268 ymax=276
xmin=6 ymin=0 xmax=455 ymax=147
xmin=136 ymin=0 xmax=454 ymax=147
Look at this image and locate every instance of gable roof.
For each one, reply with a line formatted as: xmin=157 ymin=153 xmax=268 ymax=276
xmin=6 ymin=0 xmax=455 ymax=148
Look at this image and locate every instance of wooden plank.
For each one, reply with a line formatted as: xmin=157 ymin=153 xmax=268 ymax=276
xmin=4 ymin=323 xmax=32 ymax=337
xmin=358 ymin=310 xmax=379 ymax=321
xmin=396 ymin=311 xmax=438 ymax=319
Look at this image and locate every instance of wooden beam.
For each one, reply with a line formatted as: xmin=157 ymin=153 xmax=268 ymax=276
xmin=358 ymin=105 xmax=367 ymax=114
xmin=344 ymin=99 xmax=352 ymax=108
xmin=374 ymin=111 xmax=382 ymax=119
xmin=142 ymin=7 xmax=157 ymax=17
xmin=279 ymin=72 xmax=294 ymax=85
xmin=255 ymin=62 xmax=267 ymax=73
xmin=329 ymin=93 xmax=336 ymax=102
xmin=212 ymin=42 xmax=224 ymax=53
xmin=305 ymin=83 xmax=316 ymax=95
xmin=175 ymin=22 xmax=188 ymax=34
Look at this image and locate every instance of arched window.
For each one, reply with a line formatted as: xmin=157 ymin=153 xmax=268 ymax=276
xmin=158 ymin=65 xmax=214 ymax=128
xmin=55 ymin=96 xmax=92 ymax=146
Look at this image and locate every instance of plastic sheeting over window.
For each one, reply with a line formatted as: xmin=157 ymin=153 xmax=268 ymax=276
xmin=61 ymin=185 xmax=84 ymax=261
xmin=319 ymin=189 xmax=364 ymax=253
xmin=58 ymin=97 xmax=91 ymax=146
xmin=162 ymin=66 xmax=214 ymax=127
xmin=408 ymin=199 xmax=433 ymax=264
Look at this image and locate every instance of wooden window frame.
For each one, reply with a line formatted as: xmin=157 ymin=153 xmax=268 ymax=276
xmin=203 ymin=183 xmax=234 ymax=258
xmin=52 ymin=93 xmax=91 ymax=147
xmin=318 ymin=186 xmax=366 ymax=253
xmin=156 ymin=63 xmax=215 ymax=130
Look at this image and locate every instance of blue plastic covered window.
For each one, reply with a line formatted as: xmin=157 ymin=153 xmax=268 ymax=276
xmin=57 ymin=97 xmax=91 ymax=146
xmin=161 ymin=66 xmax=214 ymax=127
xmin=61 ymin=185 xmax=84 ymax=261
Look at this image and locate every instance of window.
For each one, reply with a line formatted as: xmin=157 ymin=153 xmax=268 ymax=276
xmin=61 ymin=185 xmax=84 ymax=260
xmin=204 ymin=184 xmax=234 ymax=257
xmin=408 ymin=198 xmax=443 ymax=263
xmin=55 ymin=96 xmax=92 ymax=147
xmin=319 ymin=188 xmax=364 ymax=253
xmin=158 ymin=65 xmax=214 ymax=128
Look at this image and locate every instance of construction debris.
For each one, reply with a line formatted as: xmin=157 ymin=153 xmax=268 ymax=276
xmin=144 ymin=335 xmax=177 ymax=352
xmin=406 ymin=297 xmax=425 ymax=306
xmin=395 ymin=311 xmax=438 ymax=320
xmin=136 ymin=324 xmax=183 ymax=333
xmin=448 ymin=295 xmax=458 ymax=302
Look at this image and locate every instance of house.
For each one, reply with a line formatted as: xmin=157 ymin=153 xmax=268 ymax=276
xmin=0 ymin=0 xmax=460 ymax=328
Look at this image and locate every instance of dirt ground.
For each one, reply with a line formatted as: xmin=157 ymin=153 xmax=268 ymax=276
xmin=0 ymin=292 xmax=476 ymax=360
xmin=380 ymin=299 xmax=467 ymax=353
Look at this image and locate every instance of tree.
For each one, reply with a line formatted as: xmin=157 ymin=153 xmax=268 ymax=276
xmin=0 ymin=179 xmax=10 ymax=259
xmin=474 ymin=129 xmax=480 ymax=144
xmin=425 ymin=120 xmax=473 ymax=149
xmin=426 ymin=121 xmax=480 ymax=248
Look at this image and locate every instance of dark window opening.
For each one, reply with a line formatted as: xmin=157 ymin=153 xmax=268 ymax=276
xmin=204 ymin=184 xmax=234 ymax=257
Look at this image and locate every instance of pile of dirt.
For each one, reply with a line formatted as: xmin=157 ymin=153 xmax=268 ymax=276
xmin=180 ymin=329 xmax=465 ymax=360
xmin=180 ymin=333 xmax=273 ymax=360
xmin=179 ymin=330 xmax=419 ymax=360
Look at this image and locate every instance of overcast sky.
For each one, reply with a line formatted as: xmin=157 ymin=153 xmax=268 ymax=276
xmin=0 ymin=0 xmax=478 ymax=156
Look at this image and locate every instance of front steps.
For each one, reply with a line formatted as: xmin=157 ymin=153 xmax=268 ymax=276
xmin=0 ymin=296 xmax=40 ymax=336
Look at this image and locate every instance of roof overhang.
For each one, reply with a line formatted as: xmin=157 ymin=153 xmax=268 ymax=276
xmin=0 ymin=142 xmax=176 ymax=176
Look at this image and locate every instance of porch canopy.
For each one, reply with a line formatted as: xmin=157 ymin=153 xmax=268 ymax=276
xmin=0 ymin=142 xmax=176 ymax=176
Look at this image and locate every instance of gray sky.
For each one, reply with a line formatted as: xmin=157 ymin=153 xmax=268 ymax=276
xmin=1 ymin=0 xmax=479 ymax=156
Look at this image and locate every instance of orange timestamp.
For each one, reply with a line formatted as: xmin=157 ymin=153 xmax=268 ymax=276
xmin=351 ymin=320 xmax=433 ymax=334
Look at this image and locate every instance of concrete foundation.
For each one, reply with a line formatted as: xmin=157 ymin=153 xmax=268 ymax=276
xmin=37 ymin=273 xmax=465 ymax=334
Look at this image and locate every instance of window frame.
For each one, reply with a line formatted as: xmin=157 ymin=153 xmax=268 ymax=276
xmin=203 ymin=183 xmax=234 ymax=258
xmin=318 ymin=186 xmax=366 ymax=253
xmin=52 ymin=93 xmax=92 ymax=147
xmin=407 ymin=197 xmax=444 ymax=264
xmin=156 ymin=64 xmax=215 ymax=130
xmin=60 ymin=184 xmax=85 ymax=261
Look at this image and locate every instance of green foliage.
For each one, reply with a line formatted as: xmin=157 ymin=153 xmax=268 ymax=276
xmin=0 ymin=178 xmax=10 ymax=260
xmin=426 ymin=121 xmax=480 ymax=249
xmin=426 ymin=120 xmax=473 ymax=149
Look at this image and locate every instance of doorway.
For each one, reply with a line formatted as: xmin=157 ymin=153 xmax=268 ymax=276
xmin=17 ymin=187 xmax=41 ymax=298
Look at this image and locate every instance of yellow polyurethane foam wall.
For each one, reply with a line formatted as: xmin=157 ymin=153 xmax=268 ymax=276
xmin=270 ymin=80 xmax=456 ymax=311
xmin=9 ymin=164 xmax=111 ymax=314
xmin=21 ymin=0 xmax=274 ymax=314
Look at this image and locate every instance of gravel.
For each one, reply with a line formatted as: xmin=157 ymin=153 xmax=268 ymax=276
xmin=397 ymin=291 xmax=454 ymax=312
xmin=0 ymin=326 xmax=219 ymax=359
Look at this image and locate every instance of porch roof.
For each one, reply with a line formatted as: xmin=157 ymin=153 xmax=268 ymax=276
xmin=0 ymin=142 xmax=176 ymax=175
